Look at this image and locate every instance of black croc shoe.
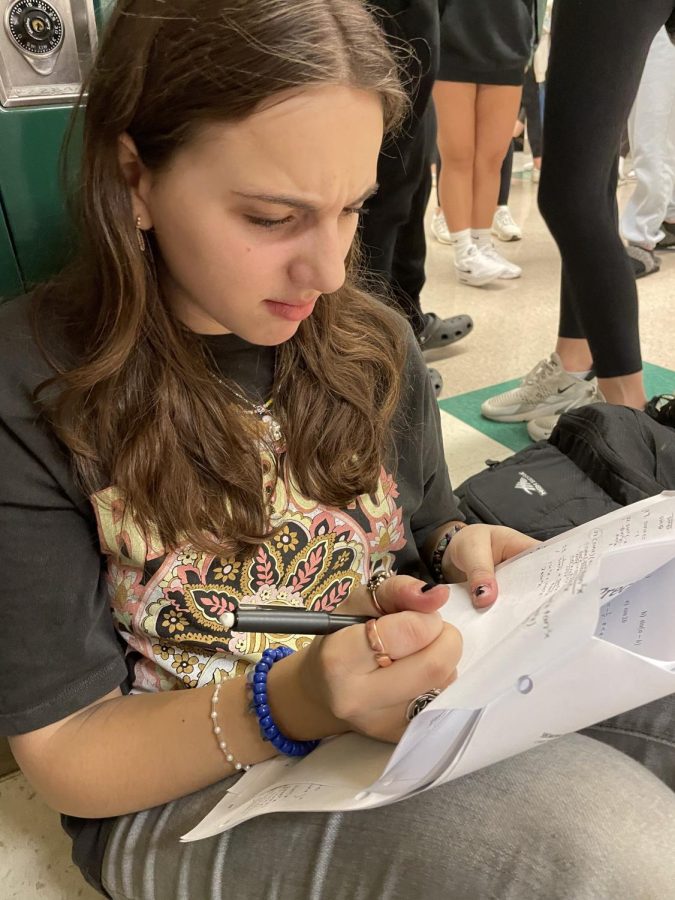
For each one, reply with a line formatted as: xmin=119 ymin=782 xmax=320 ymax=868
xmin=419 ymin=312 xmax=473 ymax=351
xmin=428 ymin=367 xmax=443 ymax=397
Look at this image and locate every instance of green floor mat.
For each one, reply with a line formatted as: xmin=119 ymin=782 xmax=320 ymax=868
xmin=439 ymin=361 xmax=675 ymax=454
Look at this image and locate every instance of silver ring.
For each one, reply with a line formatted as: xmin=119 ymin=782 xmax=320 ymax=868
xmin=405 ymin=689 xmax=441 ymax=722
xmin=366 ymin=570 xmax=392 ymax=615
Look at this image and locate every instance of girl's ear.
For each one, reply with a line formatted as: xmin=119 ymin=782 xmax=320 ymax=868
xmin=118 ymin=133 xmax=154 ymax=229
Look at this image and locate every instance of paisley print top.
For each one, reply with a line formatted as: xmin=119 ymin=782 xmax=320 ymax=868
xmin=1 ymin=299 xmax=460 ymax=731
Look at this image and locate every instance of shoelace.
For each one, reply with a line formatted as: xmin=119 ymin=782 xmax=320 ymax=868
xmin=520 ymin=357 xmax=563 ymax=401
xmin=495 ymin=209 xmax=515 ymax=228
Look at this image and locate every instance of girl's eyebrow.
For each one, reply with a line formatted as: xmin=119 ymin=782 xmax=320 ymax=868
xmin=231 ymin=183 xmax=379 ymax=211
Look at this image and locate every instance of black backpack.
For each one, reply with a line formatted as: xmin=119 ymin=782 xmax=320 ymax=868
xmin=455 ymin=405 xmax=675 ymax=540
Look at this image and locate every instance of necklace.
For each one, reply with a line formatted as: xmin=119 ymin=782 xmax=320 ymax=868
xmin=212 ymin=373 xmax=283 ymax=444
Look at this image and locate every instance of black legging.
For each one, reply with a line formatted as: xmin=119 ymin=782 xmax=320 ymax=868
xmin=498 ymin=140 xmax=514 ymax=207
xmin=538 ymin=0 xmax=675 ymax=378
xmin=361 ymin=104 xmax=435 ymax=337
xmin=521 ymin=66 xmax=542 ymax=159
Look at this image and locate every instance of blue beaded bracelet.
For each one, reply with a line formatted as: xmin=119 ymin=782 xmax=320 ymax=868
xmin=251 ymin=646 xmax=320 ymax=758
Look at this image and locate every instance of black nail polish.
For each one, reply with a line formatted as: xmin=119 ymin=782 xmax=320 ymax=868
xmin=473 ymin=584 xmax=489 ymax=598
xmin=421 ymin=583 xmax=435 ymax=593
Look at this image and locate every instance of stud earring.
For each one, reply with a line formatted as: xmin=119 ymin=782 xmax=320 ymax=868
xmin=135 ymin=216 xmax=146 ymax=252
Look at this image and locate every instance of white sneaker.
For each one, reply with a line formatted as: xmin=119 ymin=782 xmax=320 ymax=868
xmin=527 ymin=393 xmax=606 ymax=441
xmin=480 ymin=244 xmax=522 ymax=279
xmin=481 ymin=353 xmax=603 ymax=422
xmin=526 ymin=414 xmax=560 ymax=441
xmin=454 ymin=243 xmax=504 ymax=287
xmin=431 ymin=210 xmax=452 ymax=244
xmin=491 ymin=206 xmax=522 ymax=242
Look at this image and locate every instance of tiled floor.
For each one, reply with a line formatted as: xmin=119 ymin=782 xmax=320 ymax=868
xmin=1 ymin=159 xmax=674 ymax=899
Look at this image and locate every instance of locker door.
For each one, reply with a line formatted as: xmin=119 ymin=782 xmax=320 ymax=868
xmin=0 ymin=104 xmax=75 ymax=290
xmin=0 ymin=200 xmax=23 ymax=300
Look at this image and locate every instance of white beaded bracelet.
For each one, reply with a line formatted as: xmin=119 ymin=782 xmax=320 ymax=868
xmin=210 ymin=681 xmax=251 ymax=772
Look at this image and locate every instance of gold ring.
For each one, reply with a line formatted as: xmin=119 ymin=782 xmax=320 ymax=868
xmin=365 ymin=618 xmax=393 ymax=668
xmin=366 ymin=570 xmax=391 ymax=616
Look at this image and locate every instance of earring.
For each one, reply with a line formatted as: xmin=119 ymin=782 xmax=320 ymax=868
xmin=135 ymin=216 xmax=146 ymax=253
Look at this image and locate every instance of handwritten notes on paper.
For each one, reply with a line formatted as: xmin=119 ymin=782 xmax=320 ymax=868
xmin=183 ymin=493 xmax=675 ymax=842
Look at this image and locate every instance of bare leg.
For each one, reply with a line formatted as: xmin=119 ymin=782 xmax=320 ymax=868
xmin=596 ymin=373 xmax=648 ymax=407
xmin=473 ymin=85 xmax=523 ymax=229
xmin=555 ymin=337 xmax=594 ymax=372
xmin=433 ymin=81 xmax=477 ymax=232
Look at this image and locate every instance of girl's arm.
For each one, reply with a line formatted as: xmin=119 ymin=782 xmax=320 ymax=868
xmin=10 ymin=574 xmax=468 ymax=819
xmin=9 ymin=651 xmax=341 ymax=819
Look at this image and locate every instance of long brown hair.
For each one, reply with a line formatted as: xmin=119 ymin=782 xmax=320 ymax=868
xmin=34 ymin=0 xmax=411 ymax=556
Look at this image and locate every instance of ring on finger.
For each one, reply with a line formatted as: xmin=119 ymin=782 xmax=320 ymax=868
xmin=406 ymin=689 xmax=441 ymax=721
xmin=365 ymin=618 xmax=393 ymax=668
xmin=366 ymin=570 xmax=392 ymax=616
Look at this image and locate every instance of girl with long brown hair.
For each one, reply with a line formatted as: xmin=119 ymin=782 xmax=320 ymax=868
xmin=1 ymin=2 xmax=673 ymax=897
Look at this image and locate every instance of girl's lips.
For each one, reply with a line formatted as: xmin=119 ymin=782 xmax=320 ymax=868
xmin=264 ymin=298 xmax=317 ymax=321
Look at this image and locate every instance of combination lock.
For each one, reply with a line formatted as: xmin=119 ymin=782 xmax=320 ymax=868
xmin=5 ymin=0 xmax=64 ymax=74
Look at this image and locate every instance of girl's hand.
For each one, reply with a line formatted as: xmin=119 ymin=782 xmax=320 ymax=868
xmin=444 ymin=524 xmax=539 ymax=610
xmin=294 ymin=575 xmax=461 ymax=743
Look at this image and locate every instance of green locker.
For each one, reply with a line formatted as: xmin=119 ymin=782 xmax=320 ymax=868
xmin=0 ymin=1 xmax=105 ymax=299
xmin=0 ymin=198 xmax=23 ymax=295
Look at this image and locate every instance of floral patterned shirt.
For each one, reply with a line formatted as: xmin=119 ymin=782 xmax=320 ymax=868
xmin=0 ymin=295 xmax=460 ymax=892
xmin=0 ymin=298 xmax=459 ymax=730
xmin=90 ymin=328 xmax=460 ymax=696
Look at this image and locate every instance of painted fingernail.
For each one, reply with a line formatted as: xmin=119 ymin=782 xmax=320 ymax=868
xmin=472 ymin=584 xmax=490 ymax=599
xmin=421 ymin=583 xmax=436 ymax=593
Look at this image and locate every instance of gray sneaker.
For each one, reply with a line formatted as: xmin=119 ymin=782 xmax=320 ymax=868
xmin=656 ymin=227 xmax=675 ymax=251
xmin=527 ymin=392 xmax=606 ymax=441
xmin=481 ymin=353 xmax=603 ymax=422
xmin=627 ymin=244 xmax=660 ymax=278
xmin=526 ymin=414 xmax=561 ymax=441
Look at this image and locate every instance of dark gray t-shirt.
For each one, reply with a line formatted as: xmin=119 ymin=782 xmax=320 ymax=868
xmin=0 ymin=294 xmax=460 ymax=893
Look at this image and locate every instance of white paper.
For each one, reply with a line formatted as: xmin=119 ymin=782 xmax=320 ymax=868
xmin=182 ymin=492 xmax=675 ymax=842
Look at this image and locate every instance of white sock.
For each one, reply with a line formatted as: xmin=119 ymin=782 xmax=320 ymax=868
xmin=449 ymin=228 xmax=473 ymax=258
xmin=471 ymin=228 xmax=492 ymax=250
xmin=567 ymin=369 xmax=592 ymax=380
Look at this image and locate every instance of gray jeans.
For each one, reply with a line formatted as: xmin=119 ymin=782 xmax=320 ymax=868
xmin=102 ymin=696 xmax=675 ymax=900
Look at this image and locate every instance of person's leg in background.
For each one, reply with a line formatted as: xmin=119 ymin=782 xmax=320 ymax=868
xmin=492 ymin=140 xmax=524 ymax=242
xmin=360 ymin=107 xmax=473 ymax=391
xmin=522 ymin=64 xmax=543 ymax=179
xmin=433 ymin=80 xmax=506 ymax=287
xmin=666 ymin=180 xmax=675 ymax=231
xmin=433 ymin=80 xmax=477 ymax=238
xmin=471 ymin=83 xmax=524 ymax=279
xmin=541 ymin=0 xmax=675 ymax=410
xmin=499 ymin=140 xmax=515 ymax=207
xmin=386 ymin=106 xmax=475 ymax=355
xmin=360 ymin=126 xmax=427 ymax=336
xmin=434 ymin=135 xmax=523 ymax=246
xmin=482 ymin=0 xmax=674 ymax=434
xmin=621 ymin=27 xmax=675 ymax=274
xmin=430 ymin=147 xmax=452 ymax=243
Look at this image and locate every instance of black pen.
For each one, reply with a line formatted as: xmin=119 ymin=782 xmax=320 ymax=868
xmin=219 ymin=605 xmax=372 ymax=635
